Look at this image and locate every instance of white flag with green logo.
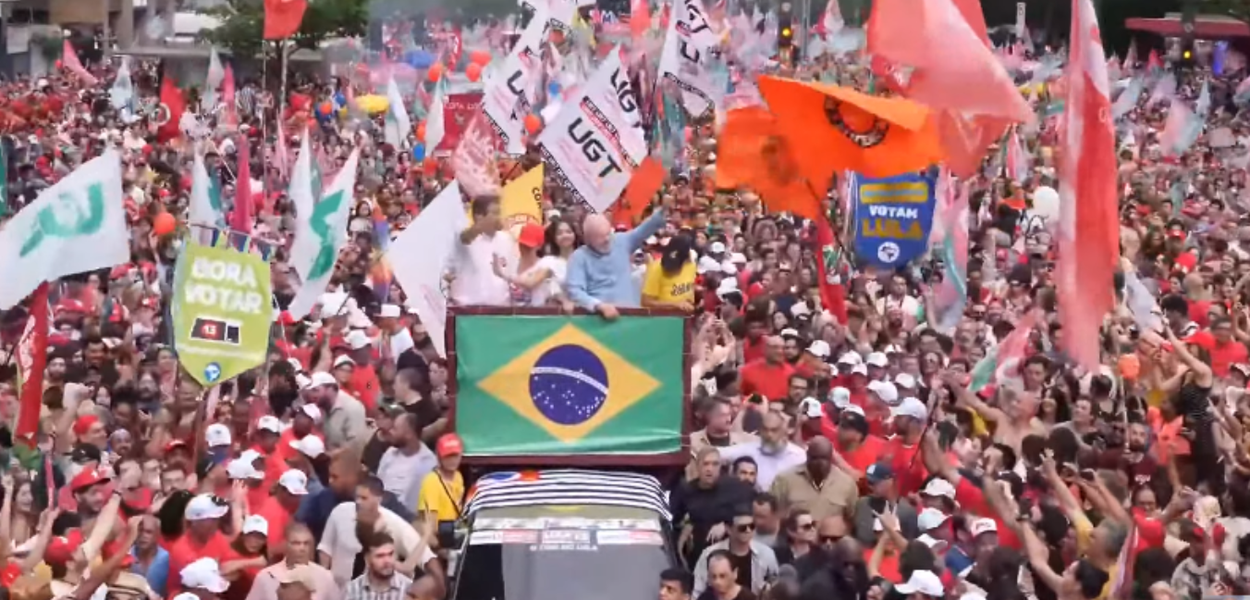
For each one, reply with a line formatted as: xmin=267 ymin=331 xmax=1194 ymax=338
xmin=384 ymin=76 xmax=412 ymax=150
xmin=288 ymin=132 xmax=315 ymax=237
xmin=189 ymin=152 xmax=224 ymax=227
xmin=0 ymin=150 xmax=129 ymax=309
xmin=287 ymin=149 xmax=360 ymax=319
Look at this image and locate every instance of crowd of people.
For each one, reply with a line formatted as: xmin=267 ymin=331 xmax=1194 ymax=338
xmin=0 ymin=3 xmax=1248 ymax=600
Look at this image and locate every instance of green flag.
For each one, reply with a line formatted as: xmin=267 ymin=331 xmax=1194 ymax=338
xmin=171 ymin=242 xmax=273 ymax=385
xmin=454 ymin=315 xmax=686 ymax=457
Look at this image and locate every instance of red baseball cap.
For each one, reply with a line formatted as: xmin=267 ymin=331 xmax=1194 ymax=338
xmin=69 ymin=468 xmax=111 ymax=492
xmin=44 ymin=530 xmax=82 ymax=565
xmin=436 ymin=434 xmax=464 ymax=458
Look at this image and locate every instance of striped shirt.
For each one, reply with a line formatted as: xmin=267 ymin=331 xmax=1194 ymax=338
xmin=343 ymin=572 xmax=413 ymax=600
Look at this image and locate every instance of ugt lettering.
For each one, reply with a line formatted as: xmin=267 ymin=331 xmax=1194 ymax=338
xmin=568 ymin=117 xmax=623 ymax=179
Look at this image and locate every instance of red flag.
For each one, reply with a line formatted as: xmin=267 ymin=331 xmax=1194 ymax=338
xmin=1058 ymin=0 xmax=1118 ymax=370
xmin=61 ymin=40 xmax=98 ymax=86
xmin=264 ymin=0 xmax=308 ymax=40
xmin=14 ymin=283 xmax=49 ymax=446
xmin=868 ymin=0 xmax=1031 ymax=177
xmin=815 ymin=216 xmax=848 ymax=324
xmin=613 ymin=157 xmax=665 ymax=228
xmin=157 ymin=77 xmax=185 ymax=143
xmin=221 ymin=64 xmax=238 ymax=128
xmin=631 ymin=0 xmax=651 ymax=40
xmin=231 ymin=136 xmax=253 ymax=233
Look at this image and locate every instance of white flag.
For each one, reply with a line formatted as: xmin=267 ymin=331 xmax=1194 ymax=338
xmin=387 ymin=182 xmax=468 ymax=357
xmin=659 ymin=0 xmax=721 ymax=117
xmin=287 ymin=150 xmax=360 ymax=319
xmin=0 ymin=151 xmax=129 ymax=309
xmin=482 ymin=6 xmax=549 ymax=155
xmin=110 ymin=57 xmax=134 ymax=112
xmin=384 ymin=76 xmax=412 ymax=149
xmin=425 ymin=83 xmax=447 ymax=153
xmin=538 ymin=47 xmax=647 ymax=213
xmin=202 ymin=46 xmax=225 ymax=112
xmin=189 ymin=152 xmax=223 ymax=227
xmin=287 ymin=132 xmax=315 ymax=235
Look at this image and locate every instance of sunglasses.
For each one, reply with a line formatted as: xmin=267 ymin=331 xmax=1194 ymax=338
xmin=735 ymin=522 xmax=756 ymax=533
xmin=819 ymin=533 xmax=844 ymax=544
xmin=796 ymin=522 xmax=815 ymax=531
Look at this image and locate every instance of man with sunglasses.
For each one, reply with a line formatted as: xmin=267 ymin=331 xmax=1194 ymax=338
xmin=692 ymin=506 xmax=778 ymax=599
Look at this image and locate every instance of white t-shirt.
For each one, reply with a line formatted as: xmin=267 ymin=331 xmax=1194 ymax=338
xmin=450 ymin=231 xmax=515 ymax=306
xmin=318 ymin=504 xmax=438 ymax=588
xmin=514 ymin=255 xmax=565 ymax=307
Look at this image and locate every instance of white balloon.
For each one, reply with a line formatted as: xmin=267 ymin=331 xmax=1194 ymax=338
xmin=1031 ymin=186 xmax=1060 ymax=222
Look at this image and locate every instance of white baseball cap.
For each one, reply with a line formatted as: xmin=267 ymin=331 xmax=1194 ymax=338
xmin=345 ymin=330 xmax=371 ymax=350
xmin=290 ymin=435 xmax=326 ymax=458
xmin=894 ymin=373 xmax=917 ymax=389
xmin=891 ymin=397 xmax=928 ymax=422
xmin=716 ymin=278 xmax=741 ymax=299
xmin=309 ymin=372 xmax=338 ymax=388
xmin=799 ymin=397 xmax=823 ymax=418
xmin=895 ymin=570 xmax=943 ymax=597
xmin=969 ymin=518 xmax=998 ymax=537
xmin=299 ymin=404 xmax=322 ymax=423
xmin=277 ymin=469 xmax=310 ymax=495
xmin=226 ymin=454 xmax=264 ymax=480
xmin=779 ymin=328 xmax=800 ymax=339
xmin=333 ymin=355 xmax=356 ymax=369
xmin=867 ymin=380 xmax=899 ymax=404
xmin=837 ymin=351 xmax=863 ymax=366
xmin=378 ymin=304 xmax=402 ymax=318
xmin=849 ymin=364 xmax=868 ymax=377
xmin=181 ymin=558 xmax=229 ymax=593
xmin=917 ymin=508 xmax=950 ymax=531
xmin=242 ymin=515 xmax=269 ymax=536
xmin=257 ymin=415 xmax=283 ymax=434
xmin=865 ymin=352 xmax=889 ymax=367
xmin=916 ymin=533 xmax=947 ymax=550
xmin=806 ymin=340 xmax=831 ymax=359
xmin=185 ymin=494 xmax=229 ymax=521
xmin=710 ymin=241 xmax=726 ymax=254
xmin=831 ymin=387 xmax=851 ymax=408
xmin=921 ymin=478 xmax=957 ymax=500
xmin=204 ymin=424 xmax=232 ymax=448
xmin=296 ymin=374 xmax=312 ymax=390
xmin=729 ymin=252 xmax=747 ymax=264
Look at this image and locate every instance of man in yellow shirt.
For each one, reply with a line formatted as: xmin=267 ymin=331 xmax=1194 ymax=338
xmin=417 ymin=434 xmax=466 ymax=525
xmin=642 ymin=234 xmax=696 ymax=311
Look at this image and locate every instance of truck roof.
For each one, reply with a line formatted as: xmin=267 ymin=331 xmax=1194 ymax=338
xmin=464 ymin=469 xmax=671 ymax=522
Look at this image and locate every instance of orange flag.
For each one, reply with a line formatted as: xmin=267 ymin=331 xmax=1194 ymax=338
xmin=715 ymin=106 xmax=821 ymax=220
xmin=612 ymin=157 xmax=665 ymax=228
xmin=755 ymin=77 xmax=944 ymax=189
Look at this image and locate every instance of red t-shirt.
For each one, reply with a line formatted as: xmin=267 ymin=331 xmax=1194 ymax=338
xmin=220 ymin=546 xmax=264 ymax=600
xmin=166 ymin=531 xmax=232 ymax=596
xmin=836 ymin=435 xmax=888 ymax=476
xmin=885 ymin=437 xmax=927 ymax=497
xmin=347 ymin=365 xmax=381 ymax=411
xmin=1186 ymin=330 xmax=1247 ymax=378
xmin=954 ymin=478 xmax=1021 ymax=549
xmin=742 ymin=336 xmax=766 ymax=364
xmin=254 ymin=497 xmax=295 ymax=554
xmin=739 ymin=359 xmax=795 ymax=402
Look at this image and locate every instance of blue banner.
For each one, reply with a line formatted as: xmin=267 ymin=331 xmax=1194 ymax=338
xmin=852 ymin=172 xmax=937 ymax=267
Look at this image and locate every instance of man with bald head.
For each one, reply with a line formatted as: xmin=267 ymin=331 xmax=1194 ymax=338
xmin=565 ymin=195 xmax=672 ymax=318
xmin=770 ymin=436 xmax=858 ymax=522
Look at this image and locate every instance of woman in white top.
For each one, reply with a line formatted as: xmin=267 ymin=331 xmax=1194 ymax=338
xmin=493 ymin=219 xmax=581 ymax=310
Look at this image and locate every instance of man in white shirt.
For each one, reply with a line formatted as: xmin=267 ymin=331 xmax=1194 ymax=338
xmin=376 ymin=304 xmax=414 ymax=357
xmin=376 ymin=413 xmax=438 ymax=509
xmin=317 ymin=477 xmax=440 ymax=588
xmin=716 ymin=411 xmax=805 ymax=490
xmin=450 ymin=194 xmax=516 ymax=306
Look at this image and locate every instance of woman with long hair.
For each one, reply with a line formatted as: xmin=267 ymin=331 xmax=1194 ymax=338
xmin=220 ymin=515 xmax=270 ymax=600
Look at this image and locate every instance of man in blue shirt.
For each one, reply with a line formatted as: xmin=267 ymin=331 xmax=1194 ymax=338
xmin=566 ymin=197 xmax=671 ymax=318
xmin=131 ymin=515 xmax=170 ymax=597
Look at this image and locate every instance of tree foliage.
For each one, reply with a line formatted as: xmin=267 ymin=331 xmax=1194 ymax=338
xmin=199 ymin=0 xmax=370 ymax=59
xmin=1205 ymin=0 xmax=1250 ymax=24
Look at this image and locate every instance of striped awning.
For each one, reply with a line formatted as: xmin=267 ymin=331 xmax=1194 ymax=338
xmin=465 ymin=470 xmax=672 ymax=522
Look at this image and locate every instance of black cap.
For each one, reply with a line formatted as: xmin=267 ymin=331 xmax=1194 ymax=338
xmin=70 ymin=443 xmax=102 ymax=465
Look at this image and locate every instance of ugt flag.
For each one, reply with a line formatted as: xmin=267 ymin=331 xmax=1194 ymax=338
xmin=0 ymin=151 xmax=129 ymax=309
xmin=454 ymin=315 xmax=685 ymax=457
xmin=851 ymin=171 xmax=937 ymax=267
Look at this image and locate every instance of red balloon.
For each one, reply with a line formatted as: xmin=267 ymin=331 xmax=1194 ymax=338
xmin=524 ymin=114 xmax=542 ymax=135
xmin=152 ymin=212 xmax=177 ymax=236
xmin=466 ymin=63 xmax=482 ymax=82
xmin=416 ymin=121 xmax=427 ymax=141
xmin=427 ymin=63 xmax=444 ymax=83
xmin=470 ymin=50 xmax=492 ymax=65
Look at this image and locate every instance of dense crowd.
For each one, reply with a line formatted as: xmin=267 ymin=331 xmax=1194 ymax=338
xmin=0 ymin=3 xmax=1249 ymax=600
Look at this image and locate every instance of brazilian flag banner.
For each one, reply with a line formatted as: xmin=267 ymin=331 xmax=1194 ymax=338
xmin=454 ymin=314 xmax=686 ymax=458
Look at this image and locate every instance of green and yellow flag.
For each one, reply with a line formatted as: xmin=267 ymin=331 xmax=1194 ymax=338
xmin=455 ymin=315 xmax=685 ymax=457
